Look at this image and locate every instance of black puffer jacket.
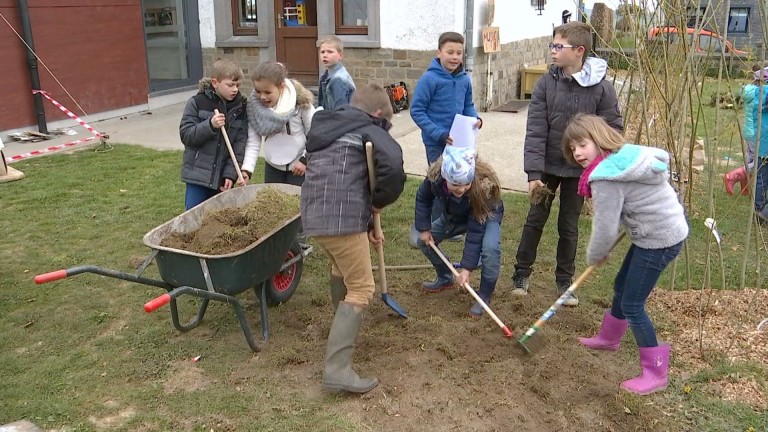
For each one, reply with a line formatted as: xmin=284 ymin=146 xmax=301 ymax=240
xmin=524 ymin=57 xmax=623 ymax=181
xmin=301 ymin=106 xmax=406 ymax=236
xmin=179 ymin=79 xmax=247 ymax=189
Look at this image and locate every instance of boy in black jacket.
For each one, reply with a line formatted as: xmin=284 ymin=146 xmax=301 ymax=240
xmin=301 ymin=84 xmax=406 ymax=394
xmin=179 ymin=59 xmax=247 ymax=210
xmin=511 ymin=22 xmax=623 ymax=306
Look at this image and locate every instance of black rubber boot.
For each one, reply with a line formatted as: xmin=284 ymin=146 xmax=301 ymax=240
xmin=321 ymin=302 xmax=378 ymax=394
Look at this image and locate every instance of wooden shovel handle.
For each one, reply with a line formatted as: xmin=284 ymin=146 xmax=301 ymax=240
xmin=214 ymin=109 xmax=244 ymax=185
xmin=365 ymin=142 xmax=389 ymax=295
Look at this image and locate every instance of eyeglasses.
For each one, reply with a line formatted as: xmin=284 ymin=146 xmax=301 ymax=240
xmin=549 ymin=43 xmax=577 ymax=51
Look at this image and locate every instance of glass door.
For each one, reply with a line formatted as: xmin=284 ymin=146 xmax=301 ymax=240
xmin=143 ymin=0 xmax=202 ymax=93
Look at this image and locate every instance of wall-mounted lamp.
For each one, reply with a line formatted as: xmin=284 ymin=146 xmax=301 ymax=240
xmin=531 ymin=0 xmax=546 ymax=15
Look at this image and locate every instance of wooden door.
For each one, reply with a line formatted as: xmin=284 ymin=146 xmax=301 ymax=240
xmin=274 ymin=0 xmax=319 ymax=86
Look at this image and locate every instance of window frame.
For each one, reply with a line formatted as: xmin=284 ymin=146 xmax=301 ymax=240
xmin=727 ymin=7 xmax=750 ymax=34
xmin=334 ymin=0 xmax=368 ymax=35
xmin=232 ymin=0 xmax=258 ymax=36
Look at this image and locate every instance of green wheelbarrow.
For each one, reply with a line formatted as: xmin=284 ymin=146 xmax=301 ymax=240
xmin=35 ymin=184 xmax=313 ymax=352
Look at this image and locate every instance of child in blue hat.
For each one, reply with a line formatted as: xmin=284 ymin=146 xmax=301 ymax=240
xmin=411 ymin=145 xmax=504 ymax=317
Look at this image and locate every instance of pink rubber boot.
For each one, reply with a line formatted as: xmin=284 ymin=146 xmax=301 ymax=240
xmin=621 ymin=344 xmax=670 ymax=395
xmin=578 ymin=310 xmax=628 ymax=351
xmin=722 ymin=166 xmax=748 ymax=196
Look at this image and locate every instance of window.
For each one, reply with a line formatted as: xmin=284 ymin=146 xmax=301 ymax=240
xmin=686 ymin=7 xmax=707 ymax=28
xmin=232 ymin=0 xmax=258 ymax=35
xmin=335 ymin=0 xmax=367 ymax=35
xmin=728 ymin=8 xmax=749 ymax=33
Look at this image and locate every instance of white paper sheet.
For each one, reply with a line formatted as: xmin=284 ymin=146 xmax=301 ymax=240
xmin=448 ymin=114 xmax=479 ymax=148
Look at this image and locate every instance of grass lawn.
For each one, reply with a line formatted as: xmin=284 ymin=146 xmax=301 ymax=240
xmin=1 ymin=144 xmax=766 ymax=431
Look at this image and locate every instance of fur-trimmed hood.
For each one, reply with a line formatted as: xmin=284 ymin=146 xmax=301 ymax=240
xmin=291 ymin=79 xmax=314 ymax=108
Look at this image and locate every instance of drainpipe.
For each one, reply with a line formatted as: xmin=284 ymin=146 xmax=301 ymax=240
xmin=464 ymin=0 xmax=474 ymax=72
xmin=18 ymin=0 xmax=47 ymax=134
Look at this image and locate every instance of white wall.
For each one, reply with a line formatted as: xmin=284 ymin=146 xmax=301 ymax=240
xmin=380 ymin=0 xmax=464 ymax=51
xmin=199 ymin=0 xmax=216 ymax=48
xmin=380 ymin=0 xmax=580 ymax=51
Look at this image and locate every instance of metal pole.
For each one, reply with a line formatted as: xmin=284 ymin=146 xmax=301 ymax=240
xmin=464 ymin=0 xmax=475 ymax=72
xmin=18 ymin=0 xmax=47 ymax=134
xmin=577 ymin=0 xmax=586 ymax=23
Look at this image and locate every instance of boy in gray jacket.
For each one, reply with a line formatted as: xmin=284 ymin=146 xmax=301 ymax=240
xmin=301 ymin=84 xmax=406 ymax=394
xmin=511 ymin=22 xmax=623 ymax=306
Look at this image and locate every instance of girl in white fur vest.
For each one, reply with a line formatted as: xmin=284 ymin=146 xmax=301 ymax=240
xmin=243 ymin=61 xmax=316 ymax=186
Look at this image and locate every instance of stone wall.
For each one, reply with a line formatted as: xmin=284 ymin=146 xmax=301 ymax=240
xmin=344 ymin=36 xmax=550 ymax=112
xmin=200 ymin=36 xmax=551 ymax=111
xmin=202 ymin=47 xmax=263 ymax=93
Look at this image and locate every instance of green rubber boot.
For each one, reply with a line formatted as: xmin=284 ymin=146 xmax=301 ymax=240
xmin=330 ymin=275 xmax=347 ymax=311
xmin=321 ymin=302 xmax=378 ymax=394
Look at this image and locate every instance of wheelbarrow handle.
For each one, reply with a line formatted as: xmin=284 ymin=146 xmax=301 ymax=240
xmin=144 ymin=293 xmax=171 ymax=313
xmin=34 ymin=270 xmax=68 ymax=284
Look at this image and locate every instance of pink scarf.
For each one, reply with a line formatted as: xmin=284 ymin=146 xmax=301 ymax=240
xmin=577 ymin=153 xmax=606 ymax=198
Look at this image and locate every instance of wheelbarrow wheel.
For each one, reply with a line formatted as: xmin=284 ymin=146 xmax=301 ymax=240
xmin=265 ymin=242 xmax=303 ymax=306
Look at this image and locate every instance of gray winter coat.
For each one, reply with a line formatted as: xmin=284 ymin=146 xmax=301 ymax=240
xmin=524 ymin=58 xmax=623 ymax=181
xmin=587 ymin=144 xmax=689 ymax=265
xmin=179 ymin=79 xmax=247 ymax=189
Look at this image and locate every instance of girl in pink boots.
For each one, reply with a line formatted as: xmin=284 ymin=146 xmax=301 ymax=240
xmin=562 ymin=114 xmax=689 ymax=395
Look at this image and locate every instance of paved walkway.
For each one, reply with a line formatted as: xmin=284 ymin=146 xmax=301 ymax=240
xmin=2 ymin=104 xmax=529 ymax=192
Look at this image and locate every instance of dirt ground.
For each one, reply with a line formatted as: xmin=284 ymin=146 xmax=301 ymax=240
xmin=224 ymin=274 xmax=678 ymax=432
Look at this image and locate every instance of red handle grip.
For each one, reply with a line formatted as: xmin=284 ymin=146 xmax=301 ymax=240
xmin=144 ymin=294 xmax=171 ymax=313
xmin=34 ymin=270 xmax=68 ymax=284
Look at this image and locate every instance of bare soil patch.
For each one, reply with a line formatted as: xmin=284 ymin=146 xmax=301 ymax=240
xmin=258 ymin=275 xmax=680 ymax=431
xmin=160 ymin=188 xmax=299 ymax=255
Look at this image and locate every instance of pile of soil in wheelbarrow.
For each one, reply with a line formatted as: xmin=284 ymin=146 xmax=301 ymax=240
xmin=160 ymin=187 xmax=300 ymax=255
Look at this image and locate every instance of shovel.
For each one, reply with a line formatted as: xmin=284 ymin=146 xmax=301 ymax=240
xmin=517 ymin=232 xmax=626 ymax=353
xmin=365 ymin=142 xmax=408 ymax=318
xmin=214 ymin=109 xmax=245 ymax=186
xmin=427 ymin=241 xmax=513 ymax=338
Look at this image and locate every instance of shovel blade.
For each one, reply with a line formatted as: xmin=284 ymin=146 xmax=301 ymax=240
xmin=382 ymin=293 xmax=408 ymax=318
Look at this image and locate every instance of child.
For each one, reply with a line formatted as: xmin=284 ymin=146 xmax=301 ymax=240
xmin=410 ymin=31 xmax=482 ymax=244
xmin=411 ymin=146 xmax=504 ymax=318
xmin=301 ymin=84 xmax=406 ymax=394
xmin=563 ymin=113 xmax=688 ymax=395
xmin=179 ymin=59 xmax=248 ymax=210
xmin=317 ymin=35 xmax=356 ymax=111
xmin=243 ymin=61 xmax=315 ymax=186
xmin=751 ymin=72 xmax=768 ymax=222
xmin=723 ymin=65 xmax=767 ymax=195
xmin=511 ymin=21 xmax=623 ymax=306
xmin=411 ymin=31 xmax=482 ymax=163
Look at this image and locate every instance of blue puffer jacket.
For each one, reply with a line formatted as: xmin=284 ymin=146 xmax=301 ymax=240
xmin=414 ymin=163 xmax=504 ymax=271
xmin=410 ymin=58 xmax=479 ymax=148
xmin=753 ymin=90 xmax=768 ymax=158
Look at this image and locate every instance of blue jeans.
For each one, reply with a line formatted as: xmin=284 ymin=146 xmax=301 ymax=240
xmin=610 ymin=242 xmax=683 ymax=347
xmin=754 ymin=157 xmax=768 ymax=218
xmin=413 ymin=215 xmax=501 ymax=283
xmin=185 ymin=183 xmax=218 ymax=210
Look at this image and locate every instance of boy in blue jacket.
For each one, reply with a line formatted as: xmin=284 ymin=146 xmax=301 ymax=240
xmin=411 ymin=31 xmax=482 ymax=165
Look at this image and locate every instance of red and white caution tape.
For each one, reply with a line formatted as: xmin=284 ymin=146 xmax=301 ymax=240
xmin=5 ymin=90 xmax=106 ymax=163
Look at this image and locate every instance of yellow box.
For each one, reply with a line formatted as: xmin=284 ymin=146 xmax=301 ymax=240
xmin=520 ymin=63 xmax=549 ymax=99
